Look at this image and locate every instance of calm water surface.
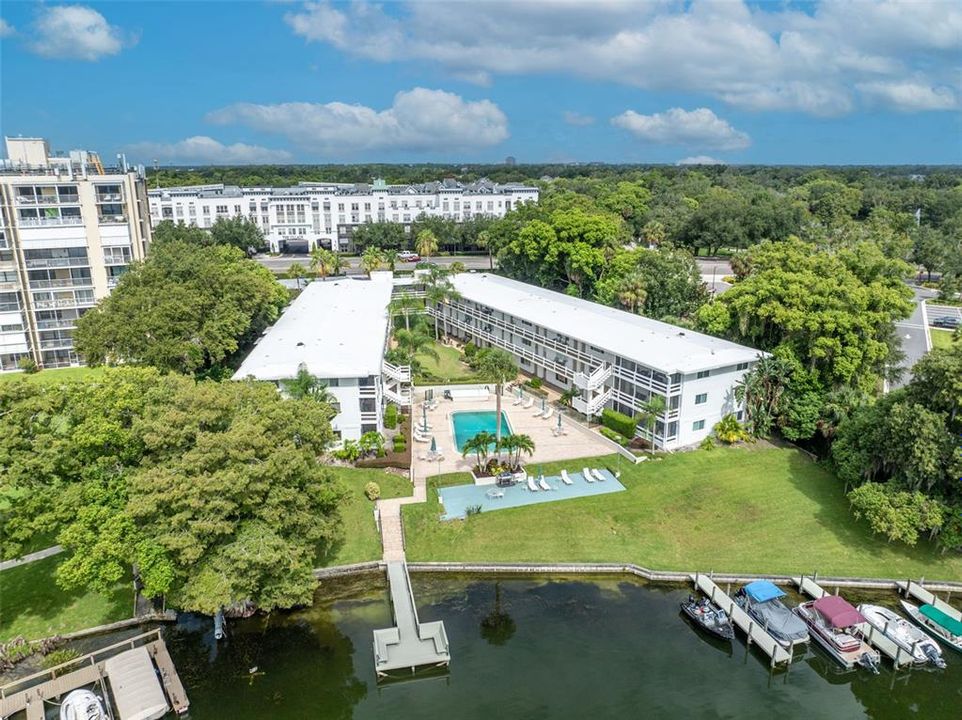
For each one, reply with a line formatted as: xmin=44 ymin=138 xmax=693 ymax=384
xmin=165 ymin=575 xmax=962 ymax=720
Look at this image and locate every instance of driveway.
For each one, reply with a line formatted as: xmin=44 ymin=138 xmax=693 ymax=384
xmin=891 ymin=286 xmax=939 ymax=389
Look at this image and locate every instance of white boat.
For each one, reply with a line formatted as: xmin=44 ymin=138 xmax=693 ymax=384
xmin=60 ymin=689 xmax=107 ymax=720
xmin=859 ymin=603 xmax=945 ymax=667
xmin=901 ymin=600 xmax=962 ymax=653
xmin=795 ymin=596 xmax=880 ymax=672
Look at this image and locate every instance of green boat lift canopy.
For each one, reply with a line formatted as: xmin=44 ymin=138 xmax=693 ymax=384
xmin=920 ymin=604 xmax=962 ymax=636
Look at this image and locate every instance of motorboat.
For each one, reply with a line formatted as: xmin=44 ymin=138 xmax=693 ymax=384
xmin=734 ymin=581 xmax=809 ymax=648
xmin=795 ymin=596 xmax=880 ymax=673
xmin=858 ymin=603 xmax=945 ymax=667
xmin=60 ymin=689 xmax=107 ymax=720
xmin=901 ymin=600 xmax=962 ymax=653
xmin=681 ymin=595 xmax=735 ymax=641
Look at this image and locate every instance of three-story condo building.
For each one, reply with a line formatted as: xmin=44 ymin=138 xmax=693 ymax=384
xmin=147 ymin=178 xmax=539 ymax=253
xmin=431 ymin=273 xmax=762 ymax=450
xmin=0 ymin=137 xmax=151 ymax=372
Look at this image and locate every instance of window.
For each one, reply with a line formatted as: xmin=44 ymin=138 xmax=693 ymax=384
xmin=692 ymin=420 xmax=706 ymax=431
xmin=737 ymin=362 xmax=749 ymax=371
xmin=695 ymin=393 xmax=707 ymax=405
xmin=696 ymin=370 xmax=710 ymax=379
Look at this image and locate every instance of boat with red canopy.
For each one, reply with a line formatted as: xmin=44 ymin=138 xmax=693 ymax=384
xmin=795 ymin=595 xmax=881 ymax=673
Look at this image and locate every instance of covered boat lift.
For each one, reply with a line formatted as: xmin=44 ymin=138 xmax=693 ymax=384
xmin=897 ymin=579 xmax=962 ymax=623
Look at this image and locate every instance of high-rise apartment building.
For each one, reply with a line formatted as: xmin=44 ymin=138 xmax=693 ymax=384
xmin=0 ymin=137 xmax=152 ymax=371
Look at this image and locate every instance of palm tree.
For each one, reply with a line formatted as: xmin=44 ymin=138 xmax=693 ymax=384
xmin=476 ymin=230 xmax=494 ymax=270
xmin=388 ymin=295 xmax=423 ymax=331
xmin=509 ymin=433 xmax=535 ymax=469
xmin=616 ymin=273 xmax=647 ymax=314
xmin=637 ymin=395 xmax=667 ymax=449
xmin=734 ymin=355 xmax=792 ymax=437
xmin=462 ymin=430 xmax=496 ymax=472
xmin=282 ymin=365 xmax=338 ymax=417
xmin=384 ymin=248 xmax=399 ymax=272
xmin=416 ymin=229 xmax=439 ymax=260
xmin=559 ymin=387 xmax=580 ymax=408
xmin=496 ymin=433 xmax=517 ymax=467
xmin=642 ymin=220 xmax=666 ymax=249
xmin=310 ymin=247 xmax=346 ymax=279
xmin=360 ymin=246 xmax=385 ymax=276
xmin=286 ymin=261 xmax=309 ymax=289
xmin=393 ymin=328 xmax=437 ymax=370
xmin=477 ymin=348 xmax=518 ymax=449
xmin=449 ymin=261 xmax=466 ymax=275
xmin=424 ymin=267 xmax=461 ymax=340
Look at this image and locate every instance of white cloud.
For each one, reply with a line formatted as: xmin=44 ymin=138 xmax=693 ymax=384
xmin=206 ymin=88 xmax=509 ymax=154
xmin=0 ymin=18 xmax=15 ymax=38
xmin=124 ymin=137 xmax=293 ymax=165
xmin=28 ymin=5 xmax=133 ymax=61
xmin=563 ymin=111 xmax=595 ymax=127
xmin=282 ymin=0 xmax=961 ymax=115
xmin=677 ymin=155 xmax=723 ymax=166
xmin=857 ymin=81 xmax=958 ymax=112
xmin=612 ymin=108 xmax=750 ymax=150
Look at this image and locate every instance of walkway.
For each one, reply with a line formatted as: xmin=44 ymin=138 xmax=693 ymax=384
xmin=0 ymin=545 xmax=63 ymax=572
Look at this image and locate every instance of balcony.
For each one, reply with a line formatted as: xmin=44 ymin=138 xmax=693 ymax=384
xmin=96 ymin=193 xmax=123 ymax=202
xmin=35 ymin=318 xmax=78 ymax=330
xmin=572 ymin=387 xmax=612 ymax=417
xmin=383 ymin=385 xmax=412 ymax=406
xmin=39 ymin=337 xmax=74 ymax=349
xmin=0 ymin=281 xmax=19 ymax=292
xmin=32 ymin=297 xmax=95 ymax=310
xmin=29 ymin=278 xmax=93 ymax=290
xmin=574 ymin=363 xmax=612 ymax=391
xmin=98 ymin=215 xmax=128 ymax=225
xmin=382 ymin=360 xmax=412 ymax=383
xmin=25 ymin=257 xmax=89 ymax=269
xmin=18 ymin=216 xmax=84 ymax=228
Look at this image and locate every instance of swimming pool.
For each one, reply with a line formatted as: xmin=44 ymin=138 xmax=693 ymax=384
xmin=451 ymin=410 xmax=512 ymax=452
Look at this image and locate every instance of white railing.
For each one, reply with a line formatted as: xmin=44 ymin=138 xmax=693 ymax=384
xmin=382 ymin=360 xmax=412 ymax=383
xmin=18 ymin=216 xmax=84 ymax=227
xmin=32 ymin=297 xmax=95 ymax=310
xmin=573 ymin=387 xmax=612 ymax=417
xmin=383 ymin=386 xmax=412 ymax=406
xmin=36 ymin=318 xmax=77 ymax=330
xmin=574 ymin=363 xmax=612 ymax=391
xmin=25 ymin=257 xmax=89 ymax=269
xmin=29 ymin=278 xmax=93 ymax=289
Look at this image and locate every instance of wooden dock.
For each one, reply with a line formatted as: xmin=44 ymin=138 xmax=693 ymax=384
xmin=691 ymin=573 xmax=792 ymax=667
xmin=793 ymin=576 xmax=914 ymax=669
xmin=0 ymin=630 xmax=189 ymax=719
xmin=897 ymin=579 xmax=961 ymax=621
xmin=372 ymin=561 xmax=450 ymax=677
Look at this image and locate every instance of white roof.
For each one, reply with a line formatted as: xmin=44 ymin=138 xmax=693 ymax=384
xmin=103 ymin=647 xmax=169 ymax=720
xmin=233 ymin=275 xmax=392 ymax=381
xmin=449 ymin=273 xmax=761 ymax=374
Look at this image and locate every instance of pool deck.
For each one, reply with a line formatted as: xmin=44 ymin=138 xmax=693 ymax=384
xmin=412 ymin=392 xmax=613 ymax=479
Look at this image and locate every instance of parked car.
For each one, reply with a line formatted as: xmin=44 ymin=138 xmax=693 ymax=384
xmin=398 ymin=251 xmax=420 ymax=262
xmin=931 ymin=315 xmax=960 ymax=329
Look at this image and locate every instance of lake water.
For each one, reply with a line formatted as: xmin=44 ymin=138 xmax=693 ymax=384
xmin=164 ymin=575 xmax=962 ymax=720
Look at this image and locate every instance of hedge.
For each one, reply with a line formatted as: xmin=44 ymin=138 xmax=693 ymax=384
xmin=384 ymin=404 xmax=398 ymax=430
xmin=601 ymin=408 xmax=638 ymax=439
xmin=599 ymin=426 xmax=629 ymax=446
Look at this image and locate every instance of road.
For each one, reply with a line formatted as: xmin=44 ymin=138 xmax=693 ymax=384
xmin=891 ymin=286 xmax=939 ymax=389
xmin=255 ymin=253 xmax=494 ymax=274
xmin=0 ymin=544 xmax=63 ymax=572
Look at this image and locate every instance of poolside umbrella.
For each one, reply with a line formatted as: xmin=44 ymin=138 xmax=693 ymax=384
xmin=422 ymin=403 xmax=428 ymax=430
xmin=557 ymin=413 xmax=562 ymax=432
xmin=541 ymin=397 xmax=546 ymax=413
xmin=429 ymin=436 xmax=437 ymax=454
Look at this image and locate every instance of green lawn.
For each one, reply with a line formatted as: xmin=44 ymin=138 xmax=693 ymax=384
xmin=414 ymin=342 xmax=486 ymax=384
xmin=402 ymin=445 xmax=962 ymax=580
xmin=930 ymin=328 xmax=956 ymax=350
xmin=316 ymin=467 xmax=414 ymax=567
xmin=0 ymin=555 xmax=130 ymax=642
xmin=0 ymin=366 xmax=107 ymax=385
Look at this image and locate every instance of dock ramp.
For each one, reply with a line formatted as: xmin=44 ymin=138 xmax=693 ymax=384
xmin=691 ymin=573 xmax=792 ymax=667
xmin=373 ymin=561 xmax=450 ymax=676
xmin=794 ymin=576 xmax=913 ymax=669
xmin=897 ymin=580 xmax=962 ymax=622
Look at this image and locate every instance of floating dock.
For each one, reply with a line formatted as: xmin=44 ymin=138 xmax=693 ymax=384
xmin=0 ymin=630 xmax=188 ymax=719
xmin=793 ymin=576 xmax=914 ymax=669
xmin=373 ymin=561 xmax=450 ymax=677
xmin=691 ymin=573 xmax=792 ymax=667
xmin=897 ymin=579 xmax=961 ymax=621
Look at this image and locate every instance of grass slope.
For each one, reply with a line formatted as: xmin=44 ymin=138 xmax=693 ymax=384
xmin=0 ymin=555 xmax=129 ymax=642
xmin=403 ymin=445 xmax=962 ymax=580
xmin=317 ymin=467 xmax=413 ymax=567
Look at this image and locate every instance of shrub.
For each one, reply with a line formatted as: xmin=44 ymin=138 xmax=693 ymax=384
xmin=601 ymin=408 xmax=638 ymax=439
xmin=599 ymin=426 xmax=628 ymax=446
xmin=465 ymin=504 xmax=483 ymax=516
xmin=463 ymin=342 xmax=477 ymax=358
xmin=384 ymin=404 xmax=398 ymax=430
xmin=527 ymin=377 xmax=543 ymax=389
xmin=364 ymin=482 xmax=381 ymax=501
xmin=18 ymin=357 xmax=38 ymax=374
xmin=848 ymin=482 xmax=944 ymax=546
xmin=713 ymin=414 xmax=749 ymax=444
xmin=334 ymin=439 xmax=361 ymax=462
xmin=700 ymin=435 xmax=716 ymax=451
xmin=41 ymin=648 xmax=80 ymax=669
xmin=392 ymin=435 xmax=406 ymax=453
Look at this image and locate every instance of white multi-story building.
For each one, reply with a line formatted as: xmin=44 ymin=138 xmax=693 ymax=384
xmin=432 ymin=273 xmax=763 ymax=450
xmin=232 ymin=272 xmax=411 ymax=442
xmin=147 ymin=178 xmax=539 ymax=253
xmin=0 ymin=137 xmax=151 ymax=371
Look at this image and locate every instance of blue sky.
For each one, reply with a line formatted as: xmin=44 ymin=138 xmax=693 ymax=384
xmin=1 ymin=1 xmax=959 ymax=165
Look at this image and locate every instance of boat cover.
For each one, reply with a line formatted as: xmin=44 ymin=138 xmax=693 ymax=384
xmin=920 ymin=604 xmax=962 ymax=636
xmin=813 ymin=596 xmax=864 ymax=629
xmin=744 ymin=581 xmax=785 ymax=603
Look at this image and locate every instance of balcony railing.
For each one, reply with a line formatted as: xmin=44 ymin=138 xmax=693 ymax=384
xmin=383 ymin=386 xmax=412 ymax=406
xmin=382 ymin=360 xmax=412 ymax=383
xmin=98 ymin=215 xmax=128 ymax=225
xmin=574 ymin=363 xmax=612 ymax=391
xmin=39 ymin=338 xmax=74 ymax=349
xmin=32 ymin=297 xmax=95 ymax=310
xmin=18 ymin=216 xmax=84 ymax=227
xmin=96 ymin=193 xmax=123 ymax=202
xmin=0 ymin=281 xmax=19 ymax=292
xmin=36 ymin=318 xmax=78 ymax=330
xmin=29 ymin=278 xmax=93 ymax=289
xmin=25 ymin=257 xmax=89 ymax=269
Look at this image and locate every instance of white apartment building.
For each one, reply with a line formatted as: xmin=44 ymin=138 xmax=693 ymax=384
xmin=432 ymin=273 xmax=763 ymax=450
xmin=147 ymin=178 xmax=539 ymax=253
xmin=232 ymin=273 xmax=411 ymax=442
xmin=0 ymin=137 xmax=151 ymax=371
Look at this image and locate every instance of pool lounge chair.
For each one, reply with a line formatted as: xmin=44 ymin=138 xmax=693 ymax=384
xmin=527 ymin=475 xmax=539 ymax=492
xmin=561 ymin=470 xmax=573 ymax=485
xmin=512 ymin=396 xmax=523 ymax=406
xmin=542 ymin=408 xmax=554 ymax=421
xmin=414 ymin=434 xmax=429 ymax=443
xmin=533 ymin=406 xmax=546 ymax=417
xmin=582 ymin=467 xmax=594 ymax=483
xmin=522 ymin=397 xmax=534 ymax=409
xmin=591 ymin=468 xmax=606 ymax=482
xmin=538 ymin=476 xmax=552 ymax=491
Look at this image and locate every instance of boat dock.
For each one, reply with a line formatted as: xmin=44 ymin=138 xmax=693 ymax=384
xmin=691 ymin=573 xmax=792 ymax=667
xmin=793 ymin=576 xmax=914 ymax=668
xmin=897 ymin=579 xmax=961 ymax=621
xmin=0 ymin=630 xmax=188 ymax=720
xmin=372 ymin=561 xmax=450 ymax=677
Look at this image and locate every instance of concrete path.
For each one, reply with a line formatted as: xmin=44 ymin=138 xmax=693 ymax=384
xmin=0 ymin=545 xmax=63 ymax=572
xmin=377 ymin=476 xmax=427 ymax=563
